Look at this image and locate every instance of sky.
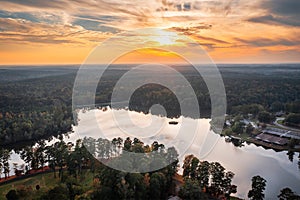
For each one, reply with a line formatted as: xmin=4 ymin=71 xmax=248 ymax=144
xmin=0 ymin=0 xmax=299 ymax=64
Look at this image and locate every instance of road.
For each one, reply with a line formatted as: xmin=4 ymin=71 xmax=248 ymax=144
xmin=274 ymin=117 xmax=300 ymax=132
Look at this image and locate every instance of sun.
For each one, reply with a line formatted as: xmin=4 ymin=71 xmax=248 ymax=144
xmin=151 ymin=29 xmax=179 ymax=46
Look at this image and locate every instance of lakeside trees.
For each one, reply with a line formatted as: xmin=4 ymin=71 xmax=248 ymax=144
xmin=1 ymin=137 xmax=179 ymax=199
xmin=1 ymin=137 xmax=300 ymax=199
xmin=90 ymin=137 xmax=179 ymax=200
xmin=0 ymin=149 xmax=11 ymax=179
xmin=278 ymin=187 xmax=300 ymax=200
xmin=1 ymin=137 xmax=232 ymax=199
xmin=248 ymin=175 xmax=267 ymax=200
xmin=181 ymin=154 xmax=237 ymax=199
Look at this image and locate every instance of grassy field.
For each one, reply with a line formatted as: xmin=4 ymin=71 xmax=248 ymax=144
xmin=0 ymin=171 xmax=94 ymax=200
xmin=0 ymin=172 xmax=58 ymax=200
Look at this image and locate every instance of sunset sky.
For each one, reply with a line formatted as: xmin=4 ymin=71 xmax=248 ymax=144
xmin=0 ymin=0 xmax=299 ymax=64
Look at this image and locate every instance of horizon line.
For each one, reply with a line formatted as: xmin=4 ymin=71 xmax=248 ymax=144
xmin=0 ymin=62 xmax=300 ymax=67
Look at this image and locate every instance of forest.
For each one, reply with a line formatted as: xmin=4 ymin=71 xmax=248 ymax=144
xmin=0 ymin=64 xmax=300 ymax=199
xmin=0 ymin=64 xmax=300 ymax=147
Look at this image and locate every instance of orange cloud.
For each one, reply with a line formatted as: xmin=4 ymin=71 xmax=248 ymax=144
xmin=112 ymin=48 xmax=188 ymax=64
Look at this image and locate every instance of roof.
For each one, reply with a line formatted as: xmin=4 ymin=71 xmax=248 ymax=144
xmin=256 ymin=133 xmax=289 ymax=145
xmin=263 ymin=128 xmax=300 ymax=140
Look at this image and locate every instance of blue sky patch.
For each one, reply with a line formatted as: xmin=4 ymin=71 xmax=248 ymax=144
xmin=0 ymin=10 xmax=39 ymax=22
xmin=73 ymin=18 xmax=119 ymax=33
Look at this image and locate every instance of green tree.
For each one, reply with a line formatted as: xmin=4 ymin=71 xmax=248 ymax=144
xmin=179 ymin=179 xmax=208 ymax=200
xmin=2 ymin=149 xmax=11 ymax=179
xmin=248 ymin=175 xmax=266 ymax=200
xmin=278 ymin=187 xmax=300 ymax=200
xmin=45 ymin=144 xmax=57 ymax=178
xmin=20 ymin=146 xmax=36 ymax=170
xmin=286 ymin=101 xmax=300 ymax=114
xmin=231 ymin=122 xmax=244 ymax=134
xmin=246 ymin=124 xmax=254 ymax=134
xmin=95 ymin=165 xmax=122 ymax=199
xmin=223 ymin=171 xmax=236 ymax=198
xmin=210 ymin=162 xmax=225 ymax=192
xmin=285 ymin=113 xmax=300 ymax=126
xmin=258 ymin=111 xmax=275 ymax=123
xmin=165 ymin=147 xmax=179 ymax=187
xmin=224 ymin=128 xmax=233 ymax=136
xmin=97 ymin=138 xmax=111 ymax=158
xmin=197 ymin=161 xmax=210 ymax=189
xmin=123 ymin=137 xmax=132 ymax=152
xmin=182 ymin=154 xmax=195 ymax=178
xmin=131 ymin=138 xmax=145 ymax=153
xmin=116 ymin=137 xmax=123 ymax=155
xmin=270 ymin=101 xmax=284 ymax=112
xmin=96 ymin=138 xmax=105 ymax=158
xmin=125 ymin=173 xmax=147 ymax=199
xmin=36 ymin=141 xmax=46 ymax=170
xmin=83 ymin=137 xmax=96 ymax=156
xmin=149 ymin=172 xmax=167 ymax=200
xmin=54 ymin=140 xmax=68 ymax=181
xmin=111 ymin=138 xmax=118 ymax=157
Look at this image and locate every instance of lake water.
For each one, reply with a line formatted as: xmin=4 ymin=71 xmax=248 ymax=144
xmin=6 ymin=108 xmax=300 ymax=199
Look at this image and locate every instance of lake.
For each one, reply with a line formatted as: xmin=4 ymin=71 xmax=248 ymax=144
xmin=7 ymin=108 xmax=300 ymax=199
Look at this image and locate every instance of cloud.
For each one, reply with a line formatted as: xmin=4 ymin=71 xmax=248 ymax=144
xmin=0 ymin=0 xmax=154 ymax=27
xmin=0 ymin=0 xmax=70 ymax=11
xmin=169 ymin=24 xmax=230 ymax=50
xmin=0 ymin=18 xmax=33 ymax=32
xmin=235 ymin=37 xmax=300 ymax=47
xmin=262 ymin=0 xmax=300 ymax=16
xmin=247 ymin=14 xmax=300 ymax=27
xmin=247 ymin=0 xmax=300 ymax=27
xmin=0 ymin=18 xmax=112 ymax=45
xmin=155 ymin=0 xmax=240 ymax=15
xmin=0 ymin=9 xmax=69 ymax=25
xmin=194 ymin=35 xmax=229 ymax=45
xmin=192 ymin=0 xmax=240 ymax=16
xmin=0 ymin=0 xmax=248 ymax=32
xmin=0 ymin=0 xmax=299 ymax=63
xmin=0 ymin=32 xmax=74 ymax=44
xmin=170 ymin=24 xmax=212 ymax=33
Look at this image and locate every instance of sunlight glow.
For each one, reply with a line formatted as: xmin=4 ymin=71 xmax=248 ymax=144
xmin=151 ymin=29 xmax=179 ymax=46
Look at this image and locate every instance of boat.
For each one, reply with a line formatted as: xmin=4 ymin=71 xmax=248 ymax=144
xmin=169 ymin=121 xmax=178 ymax=125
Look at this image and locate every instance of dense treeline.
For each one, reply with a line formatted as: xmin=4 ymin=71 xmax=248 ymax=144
xmin=2 ymin=137 xmax=300 ymax=199
xmin=1 ymin=65 xmax=300 ymax=147
xmin=0 ymin=72 xmax=76 ymax=148
xmin=2 ymin=137 xmax=179 ymax=199
xmin=0 ymin=107 xmax=73 ymax=149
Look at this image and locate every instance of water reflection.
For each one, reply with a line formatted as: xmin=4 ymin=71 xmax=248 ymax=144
xmin=287 ymin=151 xmax=295 ymax=162
xmin=4 ymin=109 xmax=300 ymax=199
xmin=73 ymin=109 xmax=300 ymax=199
